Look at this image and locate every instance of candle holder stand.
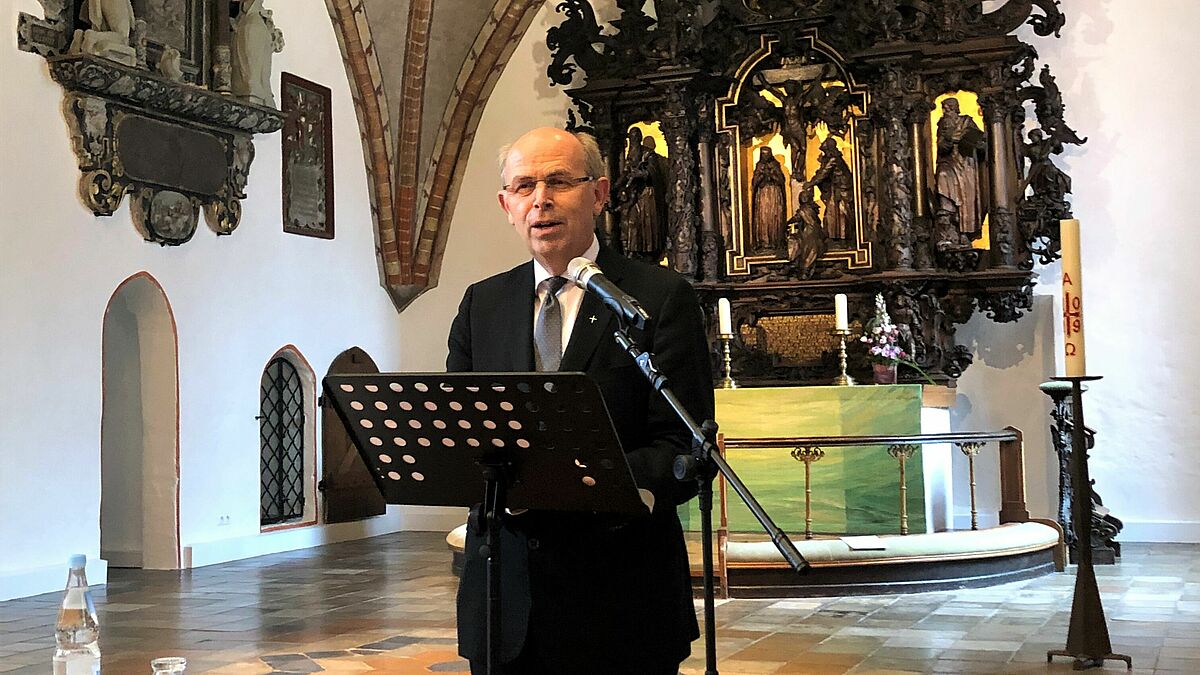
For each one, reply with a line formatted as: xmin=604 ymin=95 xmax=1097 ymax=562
xmin=1046 ymin=375 xmax=1131 ymax=671
xmin=831 ymin=329 xmax=855 ymax=386
xmin=718 ymin=333 xmax=737 ymax=389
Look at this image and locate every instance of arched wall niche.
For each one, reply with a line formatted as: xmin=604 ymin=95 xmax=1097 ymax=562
xmin=100 ymin=271 xmax=180 ymax=570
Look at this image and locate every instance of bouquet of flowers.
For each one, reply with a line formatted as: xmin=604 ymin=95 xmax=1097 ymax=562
xmin=860 ymin=293 xmax=908 ymax=364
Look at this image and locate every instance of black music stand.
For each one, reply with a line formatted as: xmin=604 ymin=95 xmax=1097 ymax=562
xmin=321 ymin=371 xmax=646 ymax=675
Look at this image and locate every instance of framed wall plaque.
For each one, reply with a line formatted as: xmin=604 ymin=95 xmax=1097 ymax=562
xmin=282 ymin=72 xmax=333 ymax=239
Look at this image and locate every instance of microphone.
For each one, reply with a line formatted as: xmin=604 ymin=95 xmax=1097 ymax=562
xmin=566 ymin=257 xmax=651 ymax=329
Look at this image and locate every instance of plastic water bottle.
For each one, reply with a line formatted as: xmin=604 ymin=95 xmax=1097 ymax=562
xmin=52 ymin=554 xmax=100 ymax=675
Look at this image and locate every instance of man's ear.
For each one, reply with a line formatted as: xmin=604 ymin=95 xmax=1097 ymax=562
xmin=497 ymin=190 xmax=510 ymax=216
xmin=592 ymin=176 xmax=611 ymax=215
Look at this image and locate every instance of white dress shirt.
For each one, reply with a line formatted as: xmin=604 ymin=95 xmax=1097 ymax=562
xmin=532 ymin=235 xmax=601 ymax=358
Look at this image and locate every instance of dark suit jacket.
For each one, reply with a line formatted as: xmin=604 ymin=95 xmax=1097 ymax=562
xmin=448 ymin=246 xmax=714 ymax=673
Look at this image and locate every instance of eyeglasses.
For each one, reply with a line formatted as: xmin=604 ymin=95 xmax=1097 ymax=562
xmin=502 ymin=174 xmax=594 ymax=197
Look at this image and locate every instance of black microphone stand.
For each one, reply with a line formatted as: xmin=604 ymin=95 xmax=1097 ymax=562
xmin=611 ymin=325 xmax=808 ymax=675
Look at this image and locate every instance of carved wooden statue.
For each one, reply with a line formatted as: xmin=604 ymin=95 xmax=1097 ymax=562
xmin=778 ymin=78 xmax=822 ymax=174
xmin=786 ymin=184 xmax=827 ymax=279
xmin=751 ymin=147 xmax=788 ymax=251
xmin=1022 ymin=129 xmax=1071 ymax=203
xmin=70 ymin=0 xmax=137 ymax=66
xmin=233 ymin=0 xmax=285 ymax=106
xmin=614 ymin=128 xmax=669 ymax=256
xmin=613 ymin=125 xmax=645 ymax=205
xmin=935 ymin=97 xmax=986 ymax=242
xmin=808 ymin=137 xmax=854 ymax=240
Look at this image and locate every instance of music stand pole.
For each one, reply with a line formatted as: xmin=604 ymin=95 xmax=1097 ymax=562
xmin=475 ymin=459 xmax=509 ymax=675
xmin=611 ymin=328 xmax=807 ymax=675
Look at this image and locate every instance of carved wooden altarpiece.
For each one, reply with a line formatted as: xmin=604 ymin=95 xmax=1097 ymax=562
xmin=547 ymin=0 xmax=1084 ymax=384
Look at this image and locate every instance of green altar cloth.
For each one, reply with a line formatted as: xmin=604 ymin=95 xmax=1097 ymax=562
xmin=682 ymin=385 xmax=926 ymax=535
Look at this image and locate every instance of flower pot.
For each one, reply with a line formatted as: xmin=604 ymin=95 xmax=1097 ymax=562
xmin=872 ymin=362 xmax=898 ymax=384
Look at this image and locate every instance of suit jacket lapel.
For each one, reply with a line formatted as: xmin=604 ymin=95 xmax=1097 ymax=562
xmin=560 ymin=247 xmax=623 ymax=372
xmin=501 ymin=263 xmax=535 ymax=372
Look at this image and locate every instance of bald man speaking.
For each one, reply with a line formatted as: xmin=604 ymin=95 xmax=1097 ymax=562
xmin=448 ymin=127 xmax=714 ymax=674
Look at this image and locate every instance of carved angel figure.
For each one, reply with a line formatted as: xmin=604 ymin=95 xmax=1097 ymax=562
xmin=751 ymin=147 xmax=788 ymax=251
xmin=934 ymin=97 xmax=986 ymax=237
xmin=1021 ymin=128 xmax=1071 ymax=199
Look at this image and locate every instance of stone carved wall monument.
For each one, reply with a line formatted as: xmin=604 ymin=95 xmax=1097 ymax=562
xmin=18 ymin=0 xmax=284 ymax=245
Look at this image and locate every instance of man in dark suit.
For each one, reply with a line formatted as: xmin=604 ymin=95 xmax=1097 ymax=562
xmin=448 ymin=127 xmax=714 ymax=674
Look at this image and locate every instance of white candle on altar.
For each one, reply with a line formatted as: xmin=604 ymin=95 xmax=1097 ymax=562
xmin=1060 ymin=219 xmax=1087 ymax=377
xmin=717 ymin=298 xmax=732 ymax=335
xmin=834 ymin=293 xmax=848 ymax=331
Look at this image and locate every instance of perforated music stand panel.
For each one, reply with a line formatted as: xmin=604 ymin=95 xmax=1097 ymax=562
xmin=322 ymin=372 xmax=646 ymax=515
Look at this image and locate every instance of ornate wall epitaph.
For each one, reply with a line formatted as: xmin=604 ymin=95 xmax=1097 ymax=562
xmin=17 ymin=0 xmax=283 ymax=245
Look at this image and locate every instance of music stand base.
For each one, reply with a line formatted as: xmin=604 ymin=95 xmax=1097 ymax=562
xmin=1046 ymin=650 xmax=1131 ymax=670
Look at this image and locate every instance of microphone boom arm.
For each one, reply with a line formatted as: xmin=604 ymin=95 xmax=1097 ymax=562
xmin=610 ymin=328 xmax=807 ymax=572
xmin=610 ymin=326 xmax=807 ymax=675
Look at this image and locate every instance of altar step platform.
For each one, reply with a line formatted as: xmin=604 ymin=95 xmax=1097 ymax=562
xmin=447 ymin=520 xmax=1062 ymax=598
xmin=683 ymin=521 xmax=1061 ymax=597
xmin=448 ymin=385 xmax=1065 ymax=597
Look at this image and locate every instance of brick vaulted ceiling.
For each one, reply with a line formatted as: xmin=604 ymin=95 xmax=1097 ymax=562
xmin=323 ymin=0 xmax=543 ymax=310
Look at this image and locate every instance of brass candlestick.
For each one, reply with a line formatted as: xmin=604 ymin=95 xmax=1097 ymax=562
xmin=719 ymin=332 xmax=737 ymax=389
xmin=831 ymin=328 xmax=855 ymax=386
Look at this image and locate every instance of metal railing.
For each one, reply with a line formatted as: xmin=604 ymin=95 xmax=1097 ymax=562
xmin=720 ymin=428 xmax=1027 ymax=539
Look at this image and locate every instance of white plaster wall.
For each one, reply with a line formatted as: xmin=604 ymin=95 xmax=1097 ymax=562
xmin=0 ymin=0 xmax=416 ymax=600
xmin=953 ymin=0 xmax=1200 ymax=542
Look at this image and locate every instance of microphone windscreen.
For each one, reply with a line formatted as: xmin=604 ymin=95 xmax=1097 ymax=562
xmin=566 ymin=257 xmax=598 ymax=286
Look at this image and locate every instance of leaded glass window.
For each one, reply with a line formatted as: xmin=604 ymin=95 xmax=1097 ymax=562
xmin=260 ymin=357 xmax=305 ymax=525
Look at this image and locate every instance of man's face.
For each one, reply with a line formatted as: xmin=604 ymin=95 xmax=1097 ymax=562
xmin=498 ymin=128 xmax=610 ymax=275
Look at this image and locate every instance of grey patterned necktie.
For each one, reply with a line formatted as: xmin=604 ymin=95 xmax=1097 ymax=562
xmin=534 ymin=276 xmax=569 ymax=371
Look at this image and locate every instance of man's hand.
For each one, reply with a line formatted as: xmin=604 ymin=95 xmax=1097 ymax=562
xmin=638 ymin=488 xmax=655 ymax=513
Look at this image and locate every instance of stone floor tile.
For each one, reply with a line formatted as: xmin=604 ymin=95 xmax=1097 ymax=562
xmin=0 ymin=537 xmax=1196 ymax=674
